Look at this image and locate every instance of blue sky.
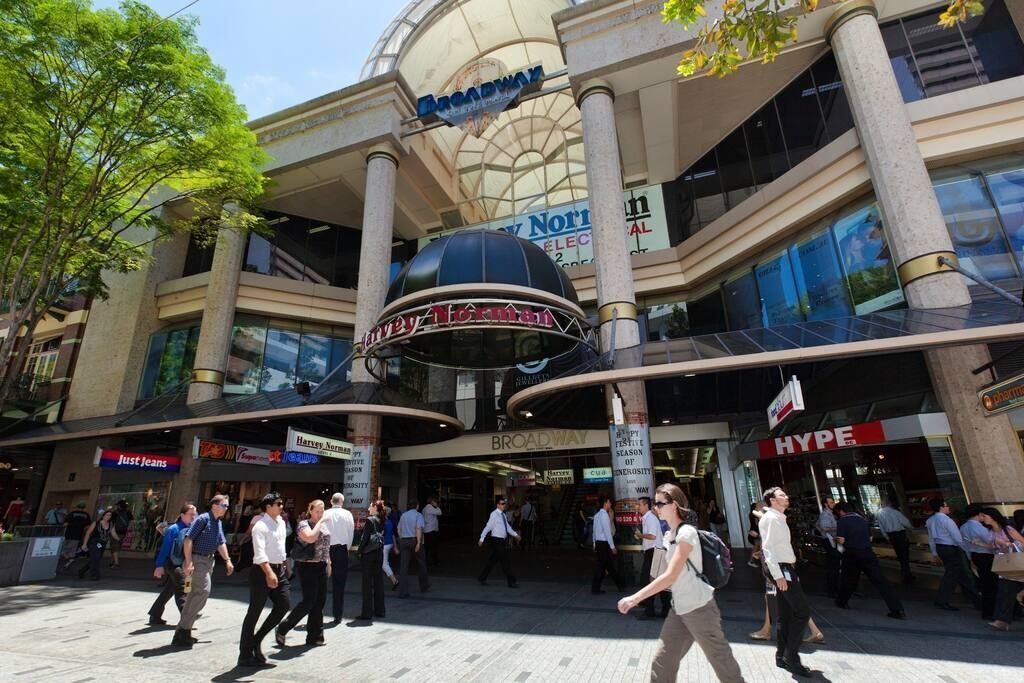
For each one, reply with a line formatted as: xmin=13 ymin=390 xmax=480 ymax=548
xmin=94 ymin=0 xmax=411 ymax=119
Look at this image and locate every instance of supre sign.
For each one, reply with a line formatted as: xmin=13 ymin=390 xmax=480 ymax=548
xmin=757 ymin=421 xmax=887 ymax=458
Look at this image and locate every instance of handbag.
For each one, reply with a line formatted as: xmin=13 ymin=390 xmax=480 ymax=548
xmin=290 ymin=537 xmax=316 ymax=562
xmin=650 ymin=548 xmax=668 ymax=578
xmin=992 ymin=539 xmax=1024 ymax=582
xmin=360 ymin=520 xmax=384 ymax=555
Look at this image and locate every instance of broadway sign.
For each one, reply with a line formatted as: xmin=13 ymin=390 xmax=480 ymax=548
xmin=758 ymin=421 xmax=887 ymax=458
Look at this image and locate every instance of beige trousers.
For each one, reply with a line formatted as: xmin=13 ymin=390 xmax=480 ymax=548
xmin=650 ymin=598 xmax=745 ymax=682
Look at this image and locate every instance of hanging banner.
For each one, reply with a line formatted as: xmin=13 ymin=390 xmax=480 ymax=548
xmin=609 ymin=418 xmax=655 ymax=525
xmin=419 ymin=184 xmax=669 ymax=269
xmin=344 ymin=436 xmax=376 ymax=527
xmin=286 ymin=427 xmax=353 ymax=460
xmin=768 ymin=376 xmax=805 ymax=431
xmin=95 ymin=447 xmax=181 ymax=472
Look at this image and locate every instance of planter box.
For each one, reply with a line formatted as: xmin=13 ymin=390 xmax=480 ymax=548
xmin=0 ymin=540 xmax=29 ymax=587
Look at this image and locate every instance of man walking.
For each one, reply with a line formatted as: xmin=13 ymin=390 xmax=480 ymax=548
xmin=148 ymin=502 xmax=196 ymax=625
xmin=397 ymin=499 xmax=429 ymax=597
xmin=173 ymin=494 xmax=233 ymax=648
xmin=876 ymin=496 xmax=914 ymax=583
xmin=815 ymin=496 xmax=841 ymax=598
xmin=635 ymin=497 xmax=670 ymax=619
xmin=926 ymin=497 xmax=980 ymax=611
xmin=45 ymin=501 xmax=68 ymax=525
xmin=760 ymin=486 xmax=811 ymax=678
xmin=591 ymin=496 xmax=624 ymax=594
xmin=238 ymin=492 xmax=291 ymax=668
xmin=960 ymin=503 xmax=997 ymax=619
xmin=519 ymin=497 xmax=537 ymax=550
xmin=478 ymin=497 xmax=519 ymax=588
xmin=61 ymin=502 xmax=91 ymax=566
xmin=422 ymin=495 xmax=443 ymax=568
xmin=321 ymin=492 xmax=354 ymax=623
xmin=833 ymin=502 xmax=905 ymax=619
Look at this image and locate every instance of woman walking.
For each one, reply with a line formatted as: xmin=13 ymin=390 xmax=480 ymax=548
xmin=356 ymin=500 xmax=387 ymax=622
xmin=617 ymin=484 xmax=745 ymax=682
xmin=78 ymin=510 xmax=119 ymax=580
xmin=382 ymin=504 xmax=399 ymax=590
xmin=275 ymin=499 xmax=331 ymax=647
xmin=981 ymin=507 xmax=1024 ymax=631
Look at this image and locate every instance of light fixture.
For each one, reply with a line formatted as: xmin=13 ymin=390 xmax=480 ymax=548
xmin=308 ymin=224 xmax=331 ymax=234
xmin=163 ymin=429 xmax=172 ymax=433
xmin=661 ymin=419 xmax=671 ymax=424
xmin=439 ymin=423 xmax=447 ymax=428
xmin=878 ymin=454 xmax=885 ymax=460
xmin=685 ymin=373 xmax=695 ymax=377
xmin=260 ymin=418 xmax=269 ymax=423
xmin=522 ymin=411 xmax=533 ymax=418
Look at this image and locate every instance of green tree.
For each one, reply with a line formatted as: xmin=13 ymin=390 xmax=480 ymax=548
xmin=662 ymin=0 xmax=984 ymax=77
xmin=0 ymin=0 xmax=267 ymax=403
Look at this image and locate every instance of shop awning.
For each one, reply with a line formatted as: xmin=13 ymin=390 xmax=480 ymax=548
xmin=0 ymin=381 xmax=462 ymax=448
xmin=507 ymin=301 xmax=1024 ymax=426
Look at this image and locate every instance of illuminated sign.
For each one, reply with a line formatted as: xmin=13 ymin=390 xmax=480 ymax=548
xmin=417 ymin=64 xmax=544 ymax=128
xmin=979 ymin=372 xmax=1024 ymax=416
xmin=757 ymin=421 xmax=887 ymax=458
xmin=95 ymin=447 xmax=181 ymax=472
xmin=583 ymin=467 xmax=613 ymax=484
xmin=192 ymin=438 xmax=271 ymax=466
xmin=286 ymin=427 xmax=353 ymax=461
xmin=768 ymin=376 xmax=805 ymax=431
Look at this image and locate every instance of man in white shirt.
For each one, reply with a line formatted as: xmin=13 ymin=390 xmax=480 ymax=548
xmin=759 ymin=486 xmax=810 ymax=678
xmin=321 ymin=492 xmax=354 ymax=623
xmin=478 ymin=497 xmax=520 ymax=587
xmin=519 ymin=497 xmax=537 ymax=550
xmin=238 ymin=492 xmax=290 ymax=668
xmin=591 ymin=496 xmax=624 ymax=594
xmin=635 ymin=497 xmax=670 ymax=619
xmin=875 ymin=496 xmax=915 ymax=584
xmin=397 ymin=500 xmax=430 ymax=597
xmin=815 ymin=496 xmax=841 ymax=598
xmin=422 ymin=496 xmax=443 ymax=568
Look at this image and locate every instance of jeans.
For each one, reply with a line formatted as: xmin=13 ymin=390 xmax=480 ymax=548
xmin=239 ymin=564 xmax=290 ymax=657
xmin=278 ymin=561 xmax=326 ymax=643
xmin=78 ymin=541 xmax=106 ymax=579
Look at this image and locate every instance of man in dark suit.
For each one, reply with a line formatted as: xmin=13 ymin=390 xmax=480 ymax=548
xmin=834 ymin=502 xmax=904 ymax=619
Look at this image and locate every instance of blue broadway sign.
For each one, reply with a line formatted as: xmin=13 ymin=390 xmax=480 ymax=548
xmin=416 ymin=65 xmax=544 ymax=127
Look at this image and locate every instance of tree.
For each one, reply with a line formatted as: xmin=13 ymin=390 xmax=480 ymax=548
xmin=662 ymin=0 xmax=984 ymax=77
xmin=0 ymin=0 xmax=267 ymax=403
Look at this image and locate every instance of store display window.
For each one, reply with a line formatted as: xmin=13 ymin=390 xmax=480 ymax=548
xmin=96 ymin=482 xmax=170 ymax=553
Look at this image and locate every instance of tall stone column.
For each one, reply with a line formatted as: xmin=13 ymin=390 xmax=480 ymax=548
xmin=348 ymin=143 xmax=401 ymax=519
xmin=827 ymin=0 xmax=1024 ymax=502
xmin=578 ymin=81 xmax=655 ymax=539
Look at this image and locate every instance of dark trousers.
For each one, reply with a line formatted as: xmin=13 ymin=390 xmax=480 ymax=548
xmin=640 ymin=548 xmax=671 ymax=616
xmin=819 ymin=538 xmax=841 ymax=597
xmin=520 ymin=520 xmax=535 ymax=549
xmin=360 ymin=549 xmax=386 ymax=618
xmin=479 ymin=537 xmax=516 ymax=586
xmin=329 ymin=544 xmax=349 ymax=620
xmin=398 ymin=537 xmax=429 ymax=597
xmin=239 ymin=564 xmax=290 ymax=657
xmin=774 ymin=564 xmax=810 ymax=666
xmin=149 ymin=564 xmax=185 ymax=618
xmin=592 ymin=541 xmax=623 ymax=592
xmin=935 ymin=544 xmax=977 ymax=605
xmin=888 ymin=531 xmax=913 ymax=582
xmin=994 ymin=576 xmax=1021 ymax=622
xmin=79 ymin=542 xmax=106 ymax=579
xmin=278 ymin=561 xmax=326 ymax=643
xmin=424 ymin=531 xmax=440 ymax=567
xmin=838 ymin=549 xmax=903 ymax=613
xmin=971 ymin=553 xmax=998 ymax=618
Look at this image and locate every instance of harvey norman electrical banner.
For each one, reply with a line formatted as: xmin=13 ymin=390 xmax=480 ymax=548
xmin=419 ymin=184 xmax=669 ymax=268
xmin=286 ymin=427 xmax=353 ymax=460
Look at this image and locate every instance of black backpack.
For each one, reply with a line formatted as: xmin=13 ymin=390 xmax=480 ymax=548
xmin=671 ymin=524 xmax=733 ymax=589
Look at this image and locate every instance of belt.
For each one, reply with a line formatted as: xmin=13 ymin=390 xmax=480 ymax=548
xmin=268 ymin=562 xmax=284 ymax=569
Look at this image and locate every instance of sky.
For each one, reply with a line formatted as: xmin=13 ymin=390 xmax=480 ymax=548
xmin=93 ymin=0 xmax=412 ymax=120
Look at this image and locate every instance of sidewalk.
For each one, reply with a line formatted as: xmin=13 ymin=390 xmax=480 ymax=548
xmin=1 ymin=561 xmax=1021 ymax=682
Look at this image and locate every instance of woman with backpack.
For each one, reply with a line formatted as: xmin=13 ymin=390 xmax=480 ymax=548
xmin=109 ymin=500 xmax=133 ymax=568
xmin=617 ymin=484 xmax=744 ymax=682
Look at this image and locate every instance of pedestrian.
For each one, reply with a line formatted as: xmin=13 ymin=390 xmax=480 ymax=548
xmin=238 ymin=492 xmax=291 ymax=667
xmin=746 ymin=502 xmax=763 ymax=568
xmin=519 ymin=497 xmax=537 ymax=549
xmin=478 ymin=496 xmax=520 ymax=588
xmin=61 ymin=502 xmax=91 ymax=566
xmin=591 ymin=495 xmax=624 ymax=594
xmin=748 ymin=594 xmax=825 ymax=644
xmin=276 ymin=499 xmax=331 ymax=647
xmin=760 ymin=486 xmax=811 ymax=678
xmin=926 ymin=497 xmax=980 ymax=611
xmin=815 ymin=496 xmax=841 ymax=599
xmin=981 ymin=507 xmax=1024 ymax=631
xmin=356 ymin=500 xmax=387 ymax=621
xmin=397 ymin=499 xmax=430 ymax=597
xmin=961 ymin=503 xmax=998 ymax=620
xmin=148 ymin=502 xmax=197 ymax=626
xmin=382 ymin=504 xmax=399 ymax=590
xmin=876 ymin=496 xmax=915 ymax=583
xmin=45 ymin=501 xmax=68 ymax=525
xmin=422 ymin=495 xmax=443 ymax=568
xmin=77 ymin=510 xmax=119 ymax=580
xmin=321 ymin=492 xmax=354 ymax=624
xmin=833 ymin=502 xmax=905 ymax=619
xmin=617 ymin=484 xmax=745 ymax=682
xmin=707 ymin=500 xmax=725 ymax=539
xmin=634 ymin=496 xmax=670 ymax=619
xmin=110 ymin=499 xmax=133 ymax=568
xmin=172 ymin=494 xmax=234 ymax=649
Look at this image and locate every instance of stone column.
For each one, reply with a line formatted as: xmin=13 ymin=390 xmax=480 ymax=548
xmin=348 ymin=143 xmax=401 ymax=520
xmin=578 ymin=80 xmax=655 ymax=541
xmin=827 ymin=0 xmax=1024 ymax=502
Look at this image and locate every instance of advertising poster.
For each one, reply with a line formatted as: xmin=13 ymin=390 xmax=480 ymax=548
xmin=609 ymin=419 xmax=654 ymax=525
xmin=344 ymin=436 xmax=377 ymax=528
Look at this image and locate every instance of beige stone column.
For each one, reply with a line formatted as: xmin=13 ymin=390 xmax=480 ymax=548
xmin=348 ymin=143 xmax=401 ymax=520
xmin=827 ymin=0 xmax=1024 ymax=503
xmin=578 ymin=80 xmax=655 ymax=543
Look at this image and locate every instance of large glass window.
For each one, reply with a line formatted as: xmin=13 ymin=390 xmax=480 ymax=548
xmin=984 ymin=161 xmax=1024 ymax=272
xmin=225 ymin=316 xmax=268 ymax=395
xmin=688 ymin=289 xmax=727 ymax=336
xmin=831 ymin=202 xmax=904 ymax=314
xmin=722 ymin=272 xmax=762 ymax=330
xmin=242 ymin=213 xmax=363 ymax=289
xmin=790 ymin=231 xmax=854 ymax=320
xmin=755 ymin=251 xmax=803 ymax=326
xmin=260 ymin=322 xmax=302 ymax=392
xmin=138 ymin=324 xmax=200 ymax=399
xmin=933 ymin=170 xmax=1018 ymax=281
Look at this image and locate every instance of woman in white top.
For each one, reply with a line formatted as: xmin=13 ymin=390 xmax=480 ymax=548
xmin=618 ymin=484 xmax=745 ymax=683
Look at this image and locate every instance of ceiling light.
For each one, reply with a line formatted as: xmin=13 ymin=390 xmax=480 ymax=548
xmin=685 ymin=373 xmax=695 ymax=377
xmin=661 ymin=419 xmax=671 ymax=424
xmin=260 ymin=419 xmax=269 ymax=423
xmin=308 ymin=224 xmax=331 ymax=234
xmin=439 ymin=423 xmax=447 ymax=428
xmin=163 ymin=429 xmax=171 ymax=433
xmin=522 ymin=411 xmax=533 ymax=418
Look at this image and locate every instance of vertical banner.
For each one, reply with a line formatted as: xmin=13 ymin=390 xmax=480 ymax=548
xmin=609 ymin=415 xmax=655 ymax=526
xmin=344 ymin=435 xmax=377 ymax=529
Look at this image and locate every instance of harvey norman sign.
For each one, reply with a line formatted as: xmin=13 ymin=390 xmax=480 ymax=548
xmin=287 ymin=427 xmax=353 ymax=460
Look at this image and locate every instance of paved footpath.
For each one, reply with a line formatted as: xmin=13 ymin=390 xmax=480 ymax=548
xmin=0 ymin=569 xmax=1022 ymax=682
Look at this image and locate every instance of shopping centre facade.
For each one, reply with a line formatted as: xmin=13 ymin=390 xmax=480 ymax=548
xmin=2 ymin=0 xmax=1024 ymax=562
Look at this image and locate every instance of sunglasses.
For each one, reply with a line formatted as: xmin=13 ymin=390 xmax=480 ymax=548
xmin=653 ymin=501 xmax=671 ymax=508
xmin=218 ymin=503 xmax=230 ymax=509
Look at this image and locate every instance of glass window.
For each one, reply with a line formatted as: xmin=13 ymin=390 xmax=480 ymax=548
xmin=984 ymin=160 xmax=1024 ymax=272
xmin=260 ymin=322 xmax=302 ymax=392
xmin=755 ymin=251 xmax=803 ymax=326
xmin=138 ymin=325 xmax=199 ymax=399
xmin=297 ymin=328 xmax=333 ymax=386
xmin=831 ymin=202 xmax=904 ymax=314
xmin=967 ymin=0 xmax=1024 ymax=84
xmin=901 ymin=11 xmax=978 ymax=98
xmin=690 ymin=150 xmax=726 ymax=231
xmin=97 ymin=482 xmax=170 ymax=554
xmin=722 ymin=272 xmax=762 ymax=330
xmin=645 ymin=302 xmax=690 ymax=341
xmin=244 ymin=233 xmax=272 ymax=275
xmin=687 ymin=289 xmax=727 ymax=336
xmin=716 ymin=128 xmax=756 ymax=211
xmin=933 ymin=170 xmax=1018 ymax=281
xmin=881 ymin=20 xmax=926 ymax=102
xmin=773 ymin=70 xmax=828 ymax=167
xmin=304 ymin=224 xmax=339 ymax=286
xmin=183 ymin=235 xmax=215 ymax=277
xmin=810 ymin=54 xmax=855 ymax=142
xmin=225 ymin=317 xmax=267 ymax=395
xmin=139 ymin=332 xmax=168 ymax=399
xmin=744 ymin=103 xmax=789 ymax=188
xmin=790 ymin=230 xmax=854 ymax=320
